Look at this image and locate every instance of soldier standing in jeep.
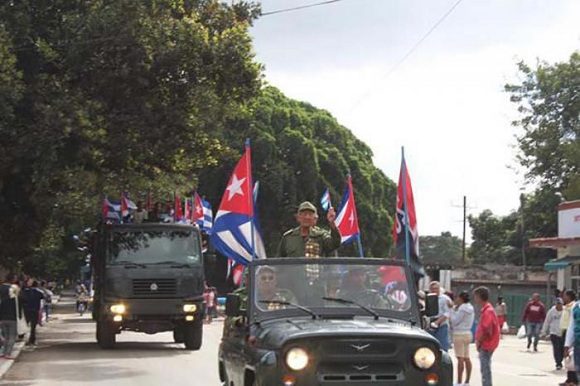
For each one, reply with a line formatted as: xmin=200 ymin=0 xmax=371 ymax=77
xmin=277 ymin=201 xmax=341 ymax=258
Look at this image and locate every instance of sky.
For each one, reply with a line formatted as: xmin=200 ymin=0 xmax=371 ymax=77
xmin=250 ymin=0 xmax=580 ymax=241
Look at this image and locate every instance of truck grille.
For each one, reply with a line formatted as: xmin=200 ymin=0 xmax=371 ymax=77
xmin=132 ymin=278 xmax=177 ymax=297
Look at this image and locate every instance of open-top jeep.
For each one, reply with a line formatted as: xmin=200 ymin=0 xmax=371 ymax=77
xmin=219 ymin=258 xmax=452 ymax=386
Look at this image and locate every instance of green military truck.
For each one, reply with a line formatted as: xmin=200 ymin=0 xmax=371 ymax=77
xmin=91 ymin=222 xmax=205 ymax=350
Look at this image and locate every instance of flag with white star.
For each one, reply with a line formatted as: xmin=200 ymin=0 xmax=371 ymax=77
xmin=210 ymin=141 xmax=266 ymax=265
xmin=335 ymin=175 xmax=361 ymax=245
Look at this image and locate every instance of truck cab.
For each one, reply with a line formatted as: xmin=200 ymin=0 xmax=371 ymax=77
xmin=91 ymin=223 xmax=205 ymax=350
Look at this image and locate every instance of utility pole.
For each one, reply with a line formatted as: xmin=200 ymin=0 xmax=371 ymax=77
xmin=462 ymin=195 xmax=466 ymax=264
xmin=520 ymin=193 xmax=526 ymax=269
xmin=452 ymin=196 xmax=475 ymax=265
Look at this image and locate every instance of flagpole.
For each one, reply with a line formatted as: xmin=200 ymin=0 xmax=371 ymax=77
xmin=400 ymin=147 xmax=412 ymax=268
xmin=245 ymin=138 xmax=256 ymax=260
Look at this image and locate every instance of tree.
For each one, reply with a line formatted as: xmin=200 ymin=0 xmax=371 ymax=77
xmin=198 ymin=86 xmax=397 ymax=257
xmin=419 ymin=232 xmax=463 ymax=266
xmin=0 ymin=0 xmax=262 ymax=276
xmin=505 ymin=52 xmax=580 ymax=200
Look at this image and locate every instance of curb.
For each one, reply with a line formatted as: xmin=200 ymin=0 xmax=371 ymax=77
xmin=0 ymin=340 xmax=25 ymax=379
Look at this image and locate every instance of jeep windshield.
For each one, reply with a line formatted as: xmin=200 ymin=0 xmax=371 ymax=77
xmin=107 ymin=229 xmax=201 ymax=265
xmin=250 ymin=259 xmax=417 ymax=322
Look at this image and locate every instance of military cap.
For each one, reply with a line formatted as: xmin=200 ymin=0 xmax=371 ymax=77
xmin=297 ymin=201 xmax=317 ymax=214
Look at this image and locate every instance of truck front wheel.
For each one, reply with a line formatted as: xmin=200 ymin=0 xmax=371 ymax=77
xmin=173 ymin=327 xmax=185 ymax=343
xmin=184 ymin=320 xmax=202 ymax=350
xmin=96 ymin=320 xmax=116 ymax=349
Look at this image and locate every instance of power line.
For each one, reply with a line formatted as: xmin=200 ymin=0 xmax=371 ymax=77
xmin=349 ymin=0 xmax=464 ymax=111
xmin=261 ymin=0 xmax=345 ymax=17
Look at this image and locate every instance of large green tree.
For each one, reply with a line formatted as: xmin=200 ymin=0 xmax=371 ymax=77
xmin=505 ymin=51 xmax=579 ymax=200
xmin=198 ymin=86 xmax=397 ymax=258
xmin=419 ymin=232 xmax=463 ymax=266
xmin=0 ymin=0 xmax=261 ymax=276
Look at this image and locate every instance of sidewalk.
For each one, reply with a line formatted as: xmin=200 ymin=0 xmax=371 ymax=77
xmin=0 ymin=294 xmax=61 ymax=380
xmin=450 ymin=335 xmax=565 ymax=386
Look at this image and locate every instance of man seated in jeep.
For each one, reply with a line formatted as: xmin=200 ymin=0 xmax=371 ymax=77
xmin=256 ymin=266 xmax=297 ymax=310
xmin=336 ymin=267 xmax=387 ymax=309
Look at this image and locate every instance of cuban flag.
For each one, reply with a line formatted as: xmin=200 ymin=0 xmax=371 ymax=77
xmin=193 ymin=193 xmax=204 ymax=224
xmin=102 ymin=197 xmax=121 ymax=221
xmin=210 ymin=141 xmax=266 ymax=265
xmin=199 ymin=199 xmax=213 ymax=234
xmin=120 ymin=192 xmax=137 ymax=220
xmin=392 ymin=149 xmax=423 ymax=276
xmin=335 ymin=175 xmax=361 ymax=245
xmin=320 ymin=188 xmax=331 ymax=212
xmin=227 ymin=259 xmax=245 ymax=287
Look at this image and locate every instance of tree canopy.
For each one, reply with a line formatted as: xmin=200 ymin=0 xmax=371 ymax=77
xmin=469 ymin=52 xmax=578 ymax=266
xmin=0 ymin=1 xmax=397 ymax=277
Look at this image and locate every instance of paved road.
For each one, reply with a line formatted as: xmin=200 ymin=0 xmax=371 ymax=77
xmin=0 ymin=295 xmax=222 ymax=386
xmin=0 ymin=295 xmax=567 ymax=386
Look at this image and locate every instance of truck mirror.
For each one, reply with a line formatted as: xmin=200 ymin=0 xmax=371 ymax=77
xmin=425 ymin=294 xmax=439 ymax=318
xmin=225 ymin=294 xmax=242 ymax=317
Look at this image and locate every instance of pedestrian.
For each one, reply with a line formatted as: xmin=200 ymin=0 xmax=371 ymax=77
xmin=561 ymin=290 xmax=578 ymax=385
xmin=564 ymin=297 xmax=580 ymax=384
xmin=427 ymin=281 xmax=452 ymax=352
xmin=22 ymin=281 xmax=45 ymax=346
xmin=0 ymin=274 xmax=22 ymax=359
xmin=522 ymin=293 xmax=546 ymax=352
xmin=133 ymin=200 xmax=148 ymax=223
xmin=495 ymin=296 xmax=507 ymax=335
xmin=542 ymin=297 xmax=564 ymax=370
xmin=39 ymin=281 xmax=53 ymax=321
xmin=450 ymin=290 xmax=475 ymax=386
xmin=276 ymin=201 xmax=340 ymax=258
xmin=473 ymin=286 xmax=500 ymax=386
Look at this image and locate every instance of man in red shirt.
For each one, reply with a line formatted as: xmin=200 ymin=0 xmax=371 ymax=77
xmin=474 ymin=286 xmax=500 ymax=386
xmin=522 ymin=293 xmax=546 ymax=352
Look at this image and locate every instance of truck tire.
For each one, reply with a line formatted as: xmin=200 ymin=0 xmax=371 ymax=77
xmin=96 ymin=320 xmax=116 ymax=349
xmin=173 ymin=327 xmax=185 ymax=344
xmin=184 ymin=320 xmax=203 ymax=350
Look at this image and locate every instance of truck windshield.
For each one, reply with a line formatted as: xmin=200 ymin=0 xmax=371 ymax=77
xmin=108 ymin=230 xmax=201 ymax=265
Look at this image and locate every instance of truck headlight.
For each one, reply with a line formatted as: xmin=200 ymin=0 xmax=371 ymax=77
xmin=285 ymin=347 xmax=309 ymax=371
xmin=110 ymin=304 xmax=126 ymax=314
xmin=183 ymin=304 xmax=197 ymax=313
xmin=414 ymin=347 xmax=436 ymax=369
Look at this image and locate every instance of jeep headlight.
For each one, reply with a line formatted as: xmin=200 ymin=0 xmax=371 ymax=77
xmin=110 ymin=304 xmax=126 ymax=314
xmin=183 ymin=304 xmax=197 ymax=313
xmin=285 ymin=347 xmax=309 ymax=371
xmin=414 ymin=347 xmax=436 ymax=369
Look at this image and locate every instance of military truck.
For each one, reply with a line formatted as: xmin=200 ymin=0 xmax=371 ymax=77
xmin=219 ymin=258 xmax=451 ymax=385
xmin=91 ymin=222 xmax=205 ymax=350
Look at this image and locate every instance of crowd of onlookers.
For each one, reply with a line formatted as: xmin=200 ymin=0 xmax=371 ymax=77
xmin=0 ymin=273 xmax=59 ymax=359
xmin=426 ymin=282 xmax=580 ymax=386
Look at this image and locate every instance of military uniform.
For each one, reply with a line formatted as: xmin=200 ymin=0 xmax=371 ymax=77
xmin=277 ymin=226 xmax=341 ymax=258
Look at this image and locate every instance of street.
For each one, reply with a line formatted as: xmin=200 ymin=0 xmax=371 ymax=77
xmin=0 ymin=295 xmax=565 ymax=386
xmin=0 ymin=295 xmax=222 ymax=386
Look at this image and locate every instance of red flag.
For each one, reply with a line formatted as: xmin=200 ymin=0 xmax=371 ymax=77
xmin=193 ymin=192 xmax=204 ymax=224
xmin=146 ymin=191 xmax=152 ymax=212
xmin=216 ymin=145 xmax=253 ymax=216
xmin=184 ymin=198 xmax=192 ymax=222
xmin=174 ymin=193 xmax=183 ymax=221
xmin=392 ymin=152 xmax=422 ymax=274
xmin=335 ymin=175 xmax=361 ymax=244
xmin=120 ymin=193 xmax=129 ymax=217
